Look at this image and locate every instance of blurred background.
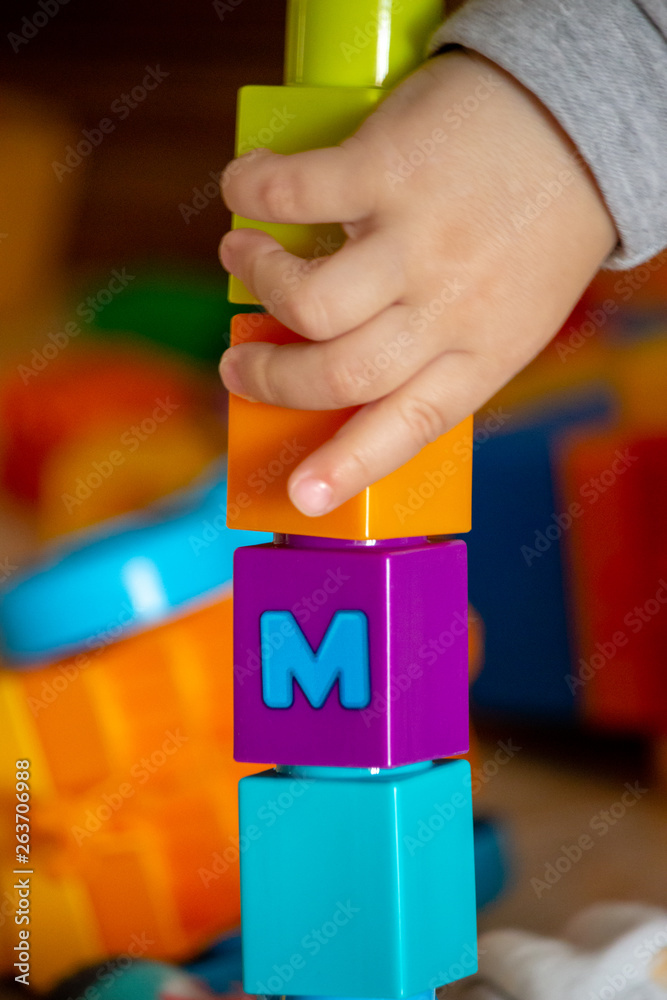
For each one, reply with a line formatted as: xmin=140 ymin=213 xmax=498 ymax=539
xmin=0 ymin=0 xmax=665 ymax=996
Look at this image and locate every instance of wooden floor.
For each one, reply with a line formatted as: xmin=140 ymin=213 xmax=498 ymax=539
xmin=475 ymin=722 xmax=667 ymax=939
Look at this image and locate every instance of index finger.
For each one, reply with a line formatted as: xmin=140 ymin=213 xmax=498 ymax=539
xmin=221 ymin=144 xmax=375 ymax=225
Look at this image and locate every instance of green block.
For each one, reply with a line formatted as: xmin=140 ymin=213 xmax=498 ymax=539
xmin=229 ymin=85 xmax=383 ymax=303
xmin=84 ymin=269 xmax=260 ymax=361
xmin=285 ymin=0 xmax=444 ymax=89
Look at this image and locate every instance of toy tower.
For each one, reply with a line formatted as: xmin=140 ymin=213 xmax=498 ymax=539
xmin=227 ymin=2 xmax=478 ymax=996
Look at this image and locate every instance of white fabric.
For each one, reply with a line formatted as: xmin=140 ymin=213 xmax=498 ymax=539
xmin=443 ymin=904 xmax=667 ymax=1000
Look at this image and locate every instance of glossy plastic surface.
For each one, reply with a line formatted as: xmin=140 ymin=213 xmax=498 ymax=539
xmin=226 ymin=316 xmax=472 ymax=538
xmin=239 ymin=759 xmax=477 ymax=997
xmin=229 ymin=86 xmax=382 ymax=303
xmin=1 ymin=342 xmax=208 ymax=505
xmin=285 ymin=994 xmax=435 ymax=1000
xmin=466 ymin=391 xmax=615 ymax=721
xmin=0 ymin=474 xmax=270 ymax=664
xmin=39 ymin=416 xmax=223 ymax=540
xmin=285 ymin=0 xmax=443 ymax=88
xmin=85 ymin=270 xmax=259 ymax=362
xmin=0 ymin=594 xmax=264 ymax=989
xmin=473 ymin=817 xmax=510 ymax=911
xmin=46 ymin=960 xmax=213 ymax=1000
xmin=562 ymin=431 xmax=667 ymax=733
xmin=230 ymin=0 xmax=444 ymax=302
xmin=234 ymin=536 xmax=468 ymax=768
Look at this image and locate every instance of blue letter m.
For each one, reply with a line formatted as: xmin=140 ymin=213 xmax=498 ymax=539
xmin=260 ymin=610 xmax=370 ymax=709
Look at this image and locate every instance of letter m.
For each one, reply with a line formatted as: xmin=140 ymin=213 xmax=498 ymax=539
xmin=260 ymin=610 xmax=370 ymax=709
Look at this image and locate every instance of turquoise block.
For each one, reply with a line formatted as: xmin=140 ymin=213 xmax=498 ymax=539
xmin=285 ymin=993 xmax=435 ymax=1000
xmin=239 ymin=760 xmax=477 ymax=998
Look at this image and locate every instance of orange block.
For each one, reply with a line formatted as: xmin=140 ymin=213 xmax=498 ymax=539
xmin=77 ymin=827 xmax=180 ymax=956
xmin=0 ymin=592 xmax=266 ymax=987
xmin=227 ymin=314 xmax=473 ymax=539
xmin=157 ymin=786 xmax=240 ymax=938
xmin=20 ymin=663 xmax=111 ymax=796
xmin=39 ymin=415 xmax=223 ymax=540
xmin=1 ymin=341 xmax=216 ymax=505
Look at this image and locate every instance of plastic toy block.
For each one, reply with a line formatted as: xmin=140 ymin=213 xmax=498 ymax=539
xmin=591 ymin=257 xmax=667 ymax=340
xmin=7 ymin=867 xmax=102 ymax=992
xmin=0 ymin=669 xmax=55 ymax=800
xmin=84 ymin=270 xmax=260 ymax=362
xmin=0 ymin=474 xmax=267 ymax=665
xmin=48 ymin=961 xmax=214 ymax=1000
xmin=227 ymin=315 xmax=473 ymax=538
xmin=473 ymin=818 xmax=510 ymax=911
xmin=641 ymin=439 xmax=667 ymax=735
xmin=0 ymin=743 xmax=263 ymax=987
xmin=285 ymin=994 xmax=434 ymax=1000
xmin=229 ymin=85 xmax=383 ymax=303
xmin=19 ymin=661 xmax=113 ymax=795
xmin=184 ymin=933 xmax=243 ymax=994
xmin=234 ymin=536 xmax=468 ymax=767
xmin=464 ymin=389 xmax=615 ymax=721
xmin=285 ymin=0 xmax=444 ymax=90
xmin=239 ymin=760 xmax=477 ymax=997
xmin=1 ymin=341 xmax=211 ymax=506
xmin=0 ymin=475 xmax=274 ymax=984
xmin=612 ymin=335 xmax=667 ymax=430
xmin=229 ymin=0 xmax=444 ymax=303
xmin=560 ymin=432 xmax=666 ymax=732
xmin=0 ymin=592 xmax=263 ymax=794
xmin=40 ymin=416 xmax=223 ymax=539
xmin=76 ymin=829 xmax=181 ymax=955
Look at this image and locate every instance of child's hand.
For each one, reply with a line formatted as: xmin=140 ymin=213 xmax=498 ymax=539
xmin=219 ymin=51 xmax=615 ymax=519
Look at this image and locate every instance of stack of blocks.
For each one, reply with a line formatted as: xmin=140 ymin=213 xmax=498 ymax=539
xmin=227 ymin=2 xmax=478 ymax=996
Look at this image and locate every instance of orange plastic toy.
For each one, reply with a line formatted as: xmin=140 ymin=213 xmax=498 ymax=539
xmin=1 ymin=342 xmax=218 ymax=502
xmin=0 ymin=482 xmax=269 ymax=989
xmin=227 ymin=314 xmax=473 ymax=539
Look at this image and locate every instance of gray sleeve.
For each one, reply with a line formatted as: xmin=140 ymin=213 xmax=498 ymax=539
xmin=429 ymin=0 xmax=667 ymax=269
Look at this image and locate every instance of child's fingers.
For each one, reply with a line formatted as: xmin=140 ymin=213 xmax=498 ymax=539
xmin=220 ymin=227 xmax=405 ymax=341
xmin=285 ymin=350 xmax=496 ymax=517
xmin=220 ymin=304 xmax=444 ymax=409
xmin=221 ymin=145 xmax=375 ymax=224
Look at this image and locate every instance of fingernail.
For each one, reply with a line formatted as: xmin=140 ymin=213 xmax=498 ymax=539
xmin=219 ymin=351 xmax=257 ymax=402
xmin=289 ymin=476 xmax=334 ymax=517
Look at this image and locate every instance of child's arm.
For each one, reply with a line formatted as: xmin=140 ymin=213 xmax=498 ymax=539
xmin=430 ymin=0 xmax=667 ymax=271
xmin=219 ymin=2 xmax=666 ymax=520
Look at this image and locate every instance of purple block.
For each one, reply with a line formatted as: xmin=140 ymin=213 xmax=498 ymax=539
xmin=233 ymin=534 xmax=468 ymax=767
